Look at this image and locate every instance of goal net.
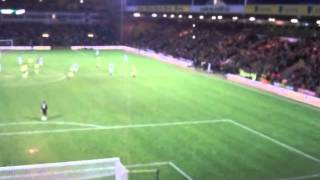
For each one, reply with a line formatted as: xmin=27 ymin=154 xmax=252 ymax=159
xmin=0 ymin=39 xmax=14 ymax=46
xmin=0 ymin=157 xmax=128 ymax=180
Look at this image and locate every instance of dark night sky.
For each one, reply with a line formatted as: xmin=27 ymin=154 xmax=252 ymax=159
xmin=127 ymin=0 xmax=320 ymax=5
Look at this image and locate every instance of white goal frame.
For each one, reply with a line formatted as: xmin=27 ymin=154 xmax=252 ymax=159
xmin=0 ymin=39 xmax=14 ymax=46
xmin=0 ymin=157 xmax=128 ymax=180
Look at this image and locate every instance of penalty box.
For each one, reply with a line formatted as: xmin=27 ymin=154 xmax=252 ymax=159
xmin=0 ymin=119 xmax=319 ymax=179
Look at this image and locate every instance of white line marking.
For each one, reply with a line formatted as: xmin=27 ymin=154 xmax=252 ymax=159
xmin=1 ymin=117 xmax=319 ymax=179
xmin=274 ymin=173 xmax=320 ymax=180
xmin=126 ymin=161 xmax=169 ymax=168
xmin=78 ymin=174 xmax=116 ymax=180
xmin=0 ymin=119 xmax=228 ymax=137
xmin=0 ymin=127 xmax=98 ymax=136
xmin=169 ymin=162 xmax=193 ymax=180
xmin=1 ymin=118 xmax=319 ymax=178
xmin=129 ymin=169 xmax=158 ymax=174
xmin=126 ymin=161 xmax=193 ymax=179
xmin=228 ymin=120 xmax=320 ymax=164
xmin=0 ymin=121 xmax=105 ymax=128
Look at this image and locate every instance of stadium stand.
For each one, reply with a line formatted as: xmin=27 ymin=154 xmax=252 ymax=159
xmin=125 ymin=19 xmax=320 ymax=97
xmin=0 ymin=23 xmax=117 ymax=46
xmin=0 ymin=0 xmax=109 ymax=11
xmin=0 ymin=0 xmax=121 ymax=46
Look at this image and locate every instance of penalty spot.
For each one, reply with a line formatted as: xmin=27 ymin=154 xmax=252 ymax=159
xmin=28 ymin=148 xmax=39 ymax=155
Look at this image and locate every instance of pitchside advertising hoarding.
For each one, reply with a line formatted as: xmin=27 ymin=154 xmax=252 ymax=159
xmin=126 ymin=4 xmax=320 ymax=17
xmin=245 ymin=5 xmax=320 ymax=16
xmin=126 ymin=5 xmax=244 ymax=14
xmin=134 ymin=5 xmax=190 ymax=13
xmin=191 ymin=5 xmax=243 ymax=14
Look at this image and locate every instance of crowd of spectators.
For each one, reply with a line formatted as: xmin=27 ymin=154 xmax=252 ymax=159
xmin=126 ymin=19 xmax=320 ymax=97
xmin=0 ymin=23 xmax=118 ymax=46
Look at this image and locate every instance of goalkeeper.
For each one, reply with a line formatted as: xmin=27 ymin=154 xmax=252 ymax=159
xmin=40 ymin=101 xmax=48 ymax=121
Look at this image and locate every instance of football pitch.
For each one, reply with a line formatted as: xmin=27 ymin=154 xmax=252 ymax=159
xmin=0 ymin=49 xmax=320 ymax=180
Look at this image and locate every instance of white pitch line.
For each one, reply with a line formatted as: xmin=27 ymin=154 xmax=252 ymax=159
xmin=126 ymin=161 xmax=169 ymax=168
xmin=169 ymin=162 xmax=193 ymax=180
xmin=126 ymin=161 xmax=193 ymax=179
xmin=0 ymin=119 xmax=228 ymax=137
xmin=2 ymin=118 xmax=319 ymax=177
xmin=78 ymin=174 xmax=117 ymax=180
xmin=275 ymin=173 xmax=320 ymax=180
xmin=0 ymin=127 xmax=98 ymax=137
xmin=129 ymin=169 xmax=158 ymax=174
xmin=0 ymin=121 xmax=105 ymax=128
xmin=228 ymin=120 xmax=320 ymax=164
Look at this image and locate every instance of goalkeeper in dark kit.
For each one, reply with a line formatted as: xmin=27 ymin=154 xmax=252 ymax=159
xmin=41 ymin=101 xmax=48 ymax=121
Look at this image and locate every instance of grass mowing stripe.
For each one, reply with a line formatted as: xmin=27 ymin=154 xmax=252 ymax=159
xmin=228 ymin=119 xmax=320 ymax=164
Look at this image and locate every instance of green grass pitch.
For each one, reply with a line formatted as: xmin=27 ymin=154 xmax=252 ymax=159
xmin=0 ymin=49 xmax=320 ymax=180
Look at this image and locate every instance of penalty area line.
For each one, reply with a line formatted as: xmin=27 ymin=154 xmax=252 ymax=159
xmin=0 ymin=121 xmax=105 ymax=128
xmin=275 ymin=173 xmax=320 ymax=180
xmin=0 ymin=119 xmax=229 ymax=137
xmin=129 ymin=169 xmax=158 ymax=174
xmin=169 ymin=162 xmax=193 ymax=180
xmin=126 ymin=161 xmax=170 ymax=168
xmin=126 ymin=161 xmax=193 ymax=180
xmin=228 ymin=119 xmax=320 ymax=164
xmin=274 ymin=173 xmax=320 ymax=180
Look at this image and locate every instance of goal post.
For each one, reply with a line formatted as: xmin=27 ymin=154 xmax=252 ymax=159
xmin=0 ymin=39 xmax=14 ymax=46
xmin=0 ymin=157 xmax=128 ymax=180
